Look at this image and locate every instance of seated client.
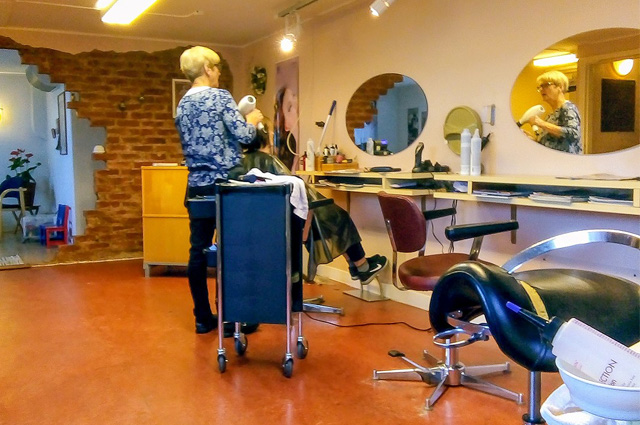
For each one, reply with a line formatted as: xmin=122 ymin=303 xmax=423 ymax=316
xmin=242 ymin=127 xmax=387 ymax=284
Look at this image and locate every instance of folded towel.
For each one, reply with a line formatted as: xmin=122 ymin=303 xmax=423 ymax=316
xmin=244 ymin=169 xmax=309 ymax=220
xmin=541 ymin=385 xmax=640 ymax=425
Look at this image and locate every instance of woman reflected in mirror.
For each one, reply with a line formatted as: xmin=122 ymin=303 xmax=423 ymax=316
xmin=530 ymin=70 xmax=583 ymax=154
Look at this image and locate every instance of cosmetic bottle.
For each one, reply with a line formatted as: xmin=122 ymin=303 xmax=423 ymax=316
xmin=460 ymin=128 xmax=471 ymax=175
xmin=506 ymin=302 xmax=640 ymax=387
xmin=470 ymin=128 xmax=482 ymax=176
xmin=366 ymin=138 xmax=374 ymax=155
xmin=306 ymin=139 xmax=315 ymax=171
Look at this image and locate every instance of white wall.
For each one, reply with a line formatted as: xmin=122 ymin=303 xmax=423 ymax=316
xmin=72 ymin=110 xmax=104 ymax=236
xmin=45 ymin=89 xmax=75 ymax=233
xmin=45 ymin=90 xmax=104 ymax=237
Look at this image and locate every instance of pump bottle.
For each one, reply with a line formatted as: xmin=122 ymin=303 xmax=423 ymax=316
xmin=366 ymin=138 xmax=374 ymax=155
xmin=507 ymin=302 xmax=640 ymax=387
xmin=306 ymin=139 xmax=315 ymax=171
xmin=470 ymin=128 xmax=482 ymax=176
xmin=460 ymin=129 xmax=471 ymax=175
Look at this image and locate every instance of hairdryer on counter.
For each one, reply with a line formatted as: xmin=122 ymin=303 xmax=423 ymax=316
xmin=517 ymin=104 xmax=545 ymax=133
xmin=237 ymin=95 xmax=264 ymax=130
xmin=412 ymin=142 xmax=424 ymax=173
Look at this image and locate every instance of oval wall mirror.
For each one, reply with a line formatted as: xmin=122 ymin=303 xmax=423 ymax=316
xmin=511 ymin=28 xmax=640 ymax=154
xmin=345 ymin=73 xmax=427 ymax=155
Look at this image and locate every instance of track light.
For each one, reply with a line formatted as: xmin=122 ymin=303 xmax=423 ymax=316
xmin=98 ymin=0 xmax=159 ymax=24
xmin=280 ymin=34 xmax=296 ymax=52
xmin=280 ymin=11 xmax=300 ymax=52
xmin=370 ymin=0 xmax=395 ymax=17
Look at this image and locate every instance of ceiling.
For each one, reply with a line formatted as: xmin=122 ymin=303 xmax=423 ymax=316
xmin=0 ymin=0 xmax=362 ymax=48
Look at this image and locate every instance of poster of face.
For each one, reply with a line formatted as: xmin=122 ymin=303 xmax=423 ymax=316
xmin=274 ymin=58 xmax=300 ymax=171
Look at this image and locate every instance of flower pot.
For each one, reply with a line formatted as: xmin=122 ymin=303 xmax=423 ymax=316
xmin=23 ymin=181 xmax=36 ymax=206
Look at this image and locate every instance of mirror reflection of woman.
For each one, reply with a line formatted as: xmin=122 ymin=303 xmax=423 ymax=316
xmin=530 ymin=70 xmax=582 ymax=154
xmin=274 ymin=86 xmax=298 ymax=170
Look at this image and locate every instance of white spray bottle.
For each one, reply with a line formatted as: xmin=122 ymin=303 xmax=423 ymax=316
xmin=470 ymin=128 xmax=482 ymax=176
xmin=460 ymin=129 xmax=471 ymax=175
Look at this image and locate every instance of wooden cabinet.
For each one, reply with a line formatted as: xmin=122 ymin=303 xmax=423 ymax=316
xmin=141 ymin=166 xmax=190 ymax=276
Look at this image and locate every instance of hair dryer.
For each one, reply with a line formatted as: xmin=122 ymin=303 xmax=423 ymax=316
xmin=412 ymin=142 xmax=424 ymax=173
xmin=517 ymin=105 xmax=545 ymax=128
xmin=237 ymin=95 xmax=264 ymax=130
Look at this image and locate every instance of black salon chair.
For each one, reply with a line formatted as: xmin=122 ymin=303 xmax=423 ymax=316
xmin=430 ymin=229 xmax=640 ymax=424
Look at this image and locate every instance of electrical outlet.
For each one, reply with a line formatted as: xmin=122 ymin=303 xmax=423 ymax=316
xmin=482 ymin=104 xmax=495 ymax=125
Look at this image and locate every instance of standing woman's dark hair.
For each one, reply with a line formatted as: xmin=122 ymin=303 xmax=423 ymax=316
xmin=274 ymin=87 xmax=297 ymax=170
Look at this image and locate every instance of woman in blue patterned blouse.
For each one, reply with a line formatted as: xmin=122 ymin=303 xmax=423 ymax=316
xmin=175 ymin=46 xmax=263 ymax=335
xmin=529 ymin=70 xmax=583 ymax=154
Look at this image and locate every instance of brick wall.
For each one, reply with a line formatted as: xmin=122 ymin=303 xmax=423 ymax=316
xmin=345 ymin=73 xmax=403 ymax=140
xmin=0 ymin=36 xmax=233 ymax=262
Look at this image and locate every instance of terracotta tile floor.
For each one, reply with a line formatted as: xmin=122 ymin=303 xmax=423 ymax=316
xmin=0 ymin=260 xmax=562 ymax=425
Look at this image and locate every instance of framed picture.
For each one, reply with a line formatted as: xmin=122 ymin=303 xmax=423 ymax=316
xmin=57 ymin=92 xmax=68 ymax=155
xmin=172 ymin=79 xmax=191 ymax=118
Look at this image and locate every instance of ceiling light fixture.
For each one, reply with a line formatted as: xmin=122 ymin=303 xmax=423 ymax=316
xmin=277 ymin=0 xmax=320 ymax=52
xmin=280 ymin=11 xmax=301 ymax=52
xmin=370 ymin=0 xmax=395 ymax=17
xmin=612 ymin=59 xmax=634 ymax=76
xmin=98 ymin=0 xmax=159 ymax=25
xmin=533 ymin=53 xmax=578 ymax=67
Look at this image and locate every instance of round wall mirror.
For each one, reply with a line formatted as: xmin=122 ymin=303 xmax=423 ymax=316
xmin=443 ymin=106 xmax=483 ymax=155
xmin=511 ymin=28 xmax=640 ymax=154
xmin=345 ymin=73 xmax=427 ymax=155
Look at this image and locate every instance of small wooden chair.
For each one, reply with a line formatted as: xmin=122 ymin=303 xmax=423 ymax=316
xmin=40 ymin=204 xmax=71 ymax=247
xmin=0 ymin=177 xmax=27 ymax=238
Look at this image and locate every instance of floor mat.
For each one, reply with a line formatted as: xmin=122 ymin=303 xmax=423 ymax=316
xmin=0 ymin=255 xmax=30 ymax=270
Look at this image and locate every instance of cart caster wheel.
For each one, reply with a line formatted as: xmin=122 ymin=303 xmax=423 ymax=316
xmin=296 ymin=340 xmax=308 ymax=359
xmin=218 ymin=354 xmax=227 ymax=373
xmin=282 ymin=358 xmax=294 ymax=378
xmin=235 ymin=335 xmax=248 ymax=356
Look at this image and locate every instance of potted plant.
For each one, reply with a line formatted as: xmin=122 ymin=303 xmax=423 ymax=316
xmin=251 ymin=66 xmax=267 ymax=95
xmin=6 ymin=148 xmax=41 ymax=206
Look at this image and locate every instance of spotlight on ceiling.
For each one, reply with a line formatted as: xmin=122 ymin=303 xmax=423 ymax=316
xmin=280 ymin=11 xmax=300 ymax=52
xmin=280 ymin=34 xmax=296 ymax=53
xmin=370 ymin=0 xmax=395 ymax=17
